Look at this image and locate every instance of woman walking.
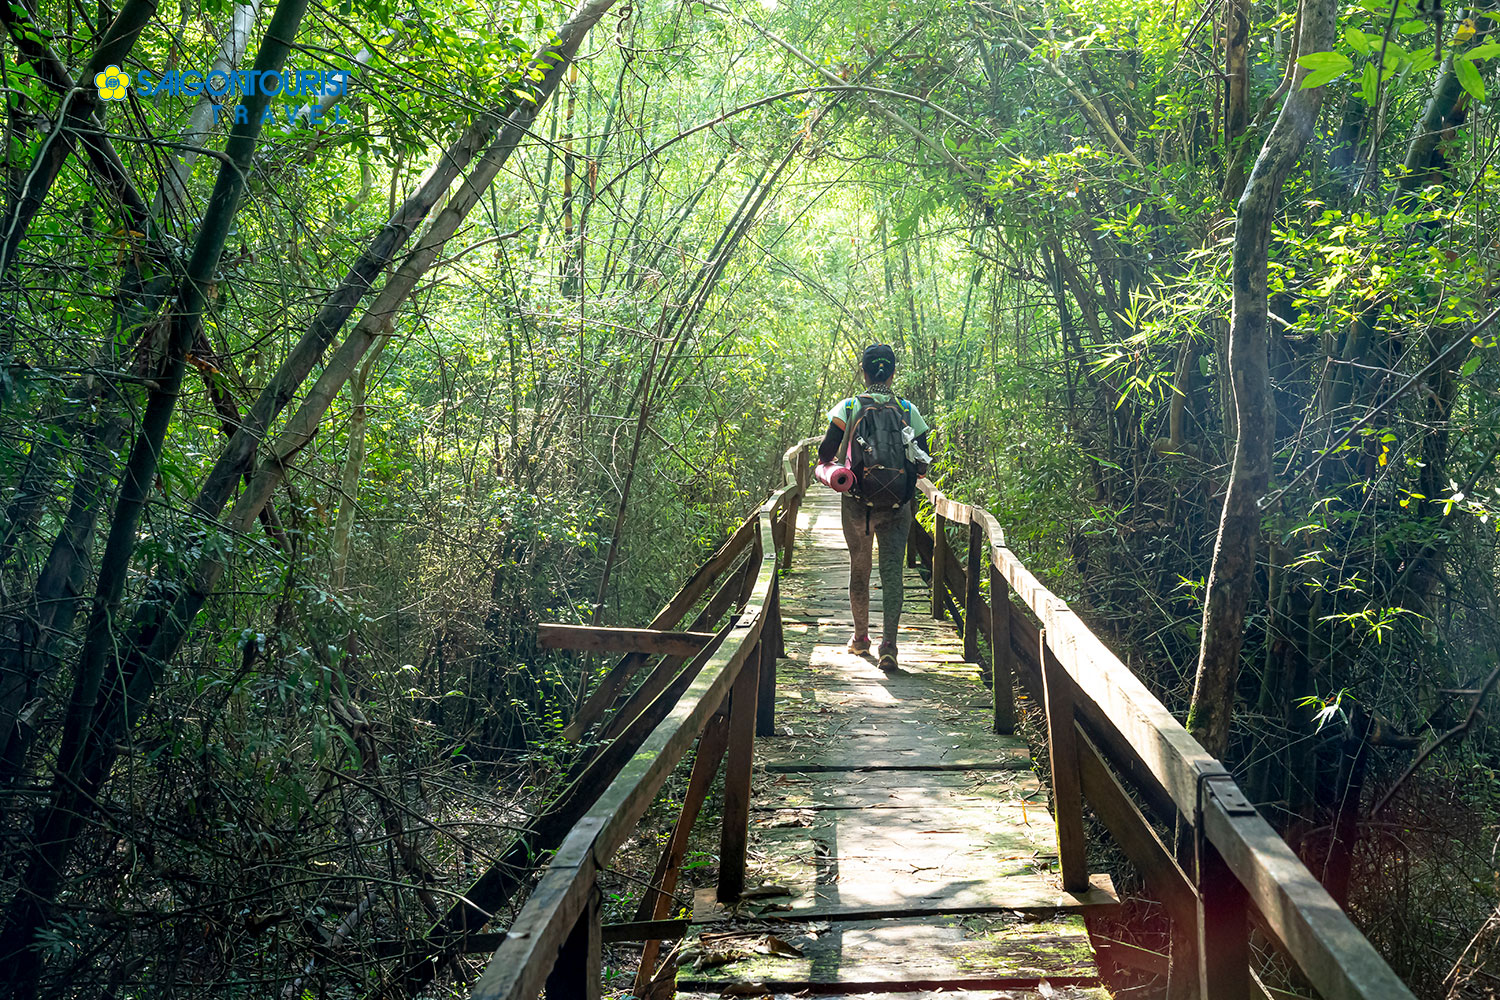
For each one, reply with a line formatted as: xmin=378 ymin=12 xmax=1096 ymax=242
xmin=816 ymin=344 xmax=931 ymax=671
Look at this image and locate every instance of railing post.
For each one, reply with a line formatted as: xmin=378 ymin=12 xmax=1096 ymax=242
xmin=963 ymin=519 xmax=982 ymax=662
xmin=988 ymin=557 xmax=1015 ymax=735
xmin=779 ymin=498 xmax=799 ymax=572
xmin=782 ymin=450 xmax=807 ymax=571
xmin=718 ymin=637 xmax=761 ymax=902
xmin=930 ymin=512 xmax=949 ymax=620
xmin=1198 ymin=783 xmax=1251 ymax=1000
xmin=544 ymin=881 xmax=601 ymax=1000
xmin=757 ymin=579 xmax=779 ymax=736
xmin=1041 ymin=629 xmax=1089 ymax=893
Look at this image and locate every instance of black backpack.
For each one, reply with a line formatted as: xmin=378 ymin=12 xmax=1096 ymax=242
xmin=843 ymin=394 xmax=918 ymax=509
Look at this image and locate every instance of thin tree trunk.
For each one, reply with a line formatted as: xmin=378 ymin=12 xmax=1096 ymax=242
xmin=0 ymin=0 xmax=314 ymax=988
xmin=332 ymin=340 xmax=387 ymax=589
xmin=1187 ymin=0 xmax=1336 ymax=757
xmin=560 ymin=63 xmax=580 ymax=296
xmin=0 ymin=0 xmax=158 ymax=282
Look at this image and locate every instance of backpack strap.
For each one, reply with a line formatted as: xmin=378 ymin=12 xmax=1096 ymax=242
xmin=834 ymin=396 xmax=863 ymax=464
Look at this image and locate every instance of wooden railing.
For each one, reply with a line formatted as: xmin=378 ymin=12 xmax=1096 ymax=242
xmin=465 ymin=441 xmax=1416 ymax=1000
xmin=914 ymin=477 xmax=1417 ymax=1000
xmin=468 ymin=439 xmax=813 ymax=1000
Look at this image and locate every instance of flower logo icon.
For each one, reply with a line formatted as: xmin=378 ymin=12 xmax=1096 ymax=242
xmin=95 ymin=65 xmax=130 ymax=101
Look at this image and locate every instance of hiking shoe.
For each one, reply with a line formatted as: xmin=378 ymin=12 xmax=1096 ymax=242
xmin=846 ymin=634 xmax=871 ymax=655
xmin=877 ymin=645 xmax=898 ymax=672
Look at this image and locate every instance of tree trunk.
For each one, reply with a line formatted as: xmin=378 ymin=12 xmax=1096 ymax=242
xmin=1221 ymin=0 xmax=1251 ymax=199
xmin=1187 ymin=0 xmax=1336 ymax=757
xmin=0 ymin=0 xmax=158 ymax=282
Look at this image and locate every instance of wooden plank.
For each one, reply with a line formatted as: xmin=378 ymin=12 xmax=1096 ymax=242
xmin=926 ymin=488 xmax=974 ymax=526
xmin=562 ymin=512 xmax=760 ymax=741
xmin=679 ymin=913 xmax=1100 ymax=987
xmin=691 ymin=875 xmax=1118 ymax=923
xmin=764 ymin=758 xmax=1030 ymax=773
xmin=992 ymin=543 xmax=1227 ymax=816
xmin=1098 ymin=938 xmax=1170 ymax=977
xmin=695 ymin=552 xmax=758 ymax=627
xmin=755 ymin=647 xmax=777 ymax=739
xmin=680 ymin=974 xmax=1104 ymax=994
xmin=913 ymin=517 xmax=986 ymax=638
xmin=560 ymin=650 xmax=648 ymax=743
xmin=757 ymin=575 xmax=782 ymax=737
xmin=1009 ymin=606 xmax=1180 ymax=823
xmin=538 ymin=623 xmax=718 ymax=656
xmin=573 ymin=621 xmax=728 ymax=772
xmin=470 ymin=829 xmax=599 ymax=1000
xmin=912 ymin=484 xmax=1417 ymax=1000
xmin=592 ymin=558 xmax=753 ymax=745
xmin=750 ymin=772 xmax=1039 ymax=812
xmin=370 ymin=919 xmax=688 ymax=955
xmin=544 ymin=885 xmax=601 ymax=1000
xmin=1041 ymin=632 xmax=1089 ymax=894
xmin=1075 ymin=724 xmax=1197 ymax=925
xmin=718 ymin=639 xmax=761 ymax=903
xmin=635 ymin=712 xmax=731 ymax=924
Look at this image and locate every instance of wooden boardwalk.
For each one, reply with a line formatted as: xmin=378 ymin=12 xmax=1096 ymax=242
xmin=679 ymin=489 xmax=1115 ymax=999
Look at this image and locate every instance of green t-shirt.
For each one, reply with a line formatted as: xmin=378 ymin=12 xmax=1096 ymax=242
xmin=827 ymin=392 xmax=930 ymax=436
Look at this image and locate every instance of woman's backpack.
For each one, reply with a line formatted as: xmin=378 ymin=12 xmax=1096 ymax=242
xmin=843 ymin=395 xmax=918 ymax=509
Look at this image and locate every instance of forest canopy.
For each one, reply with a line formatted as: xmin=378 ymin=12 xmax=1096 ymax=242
xmin=1 ymin=0 xmax=1499 ymax=994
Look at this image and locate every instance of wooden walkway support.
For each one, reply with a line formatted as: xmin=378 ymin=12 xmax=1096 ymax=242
xmin=468 ymin=440 xmax=1418 ymax=1000
xmin=680 ymin=487 xmax=1115 ymax=996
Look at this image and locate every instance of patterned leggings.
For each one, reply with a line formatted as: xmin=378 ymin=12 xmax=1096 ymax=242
xmin=840 ymin=495 xmax=914 ymax=649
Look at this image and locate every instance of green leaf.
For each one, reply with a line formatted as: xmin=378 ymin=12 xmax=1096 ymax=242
xmin=1345 ymin=27 xmax=1372 ymax=54
xmin=1298 ymin=50 xmax=1353 ymax=70
xmin=1406 ymin=47 xmax=1439 ymax=72
xmin=1464 ymin=42 xmax=1500 ymax=60
xmin=1460 ymin=356 xmax=1483 ymax=377
xmin=1456 ymin=56 xmax=1486 ymax=102
xmin=1360 ymin=62 xmax=1380 ymax=105
xmin=1299 ymin=50 xmax=1354 ymax=88
xmin=1398 ymin=20 xmax=1426 ymax=34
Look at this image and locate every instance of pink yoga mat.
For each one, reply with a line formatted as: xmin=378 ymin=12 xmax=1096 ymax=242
xmin=816 ymin=462 xmax=855 ymax=493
